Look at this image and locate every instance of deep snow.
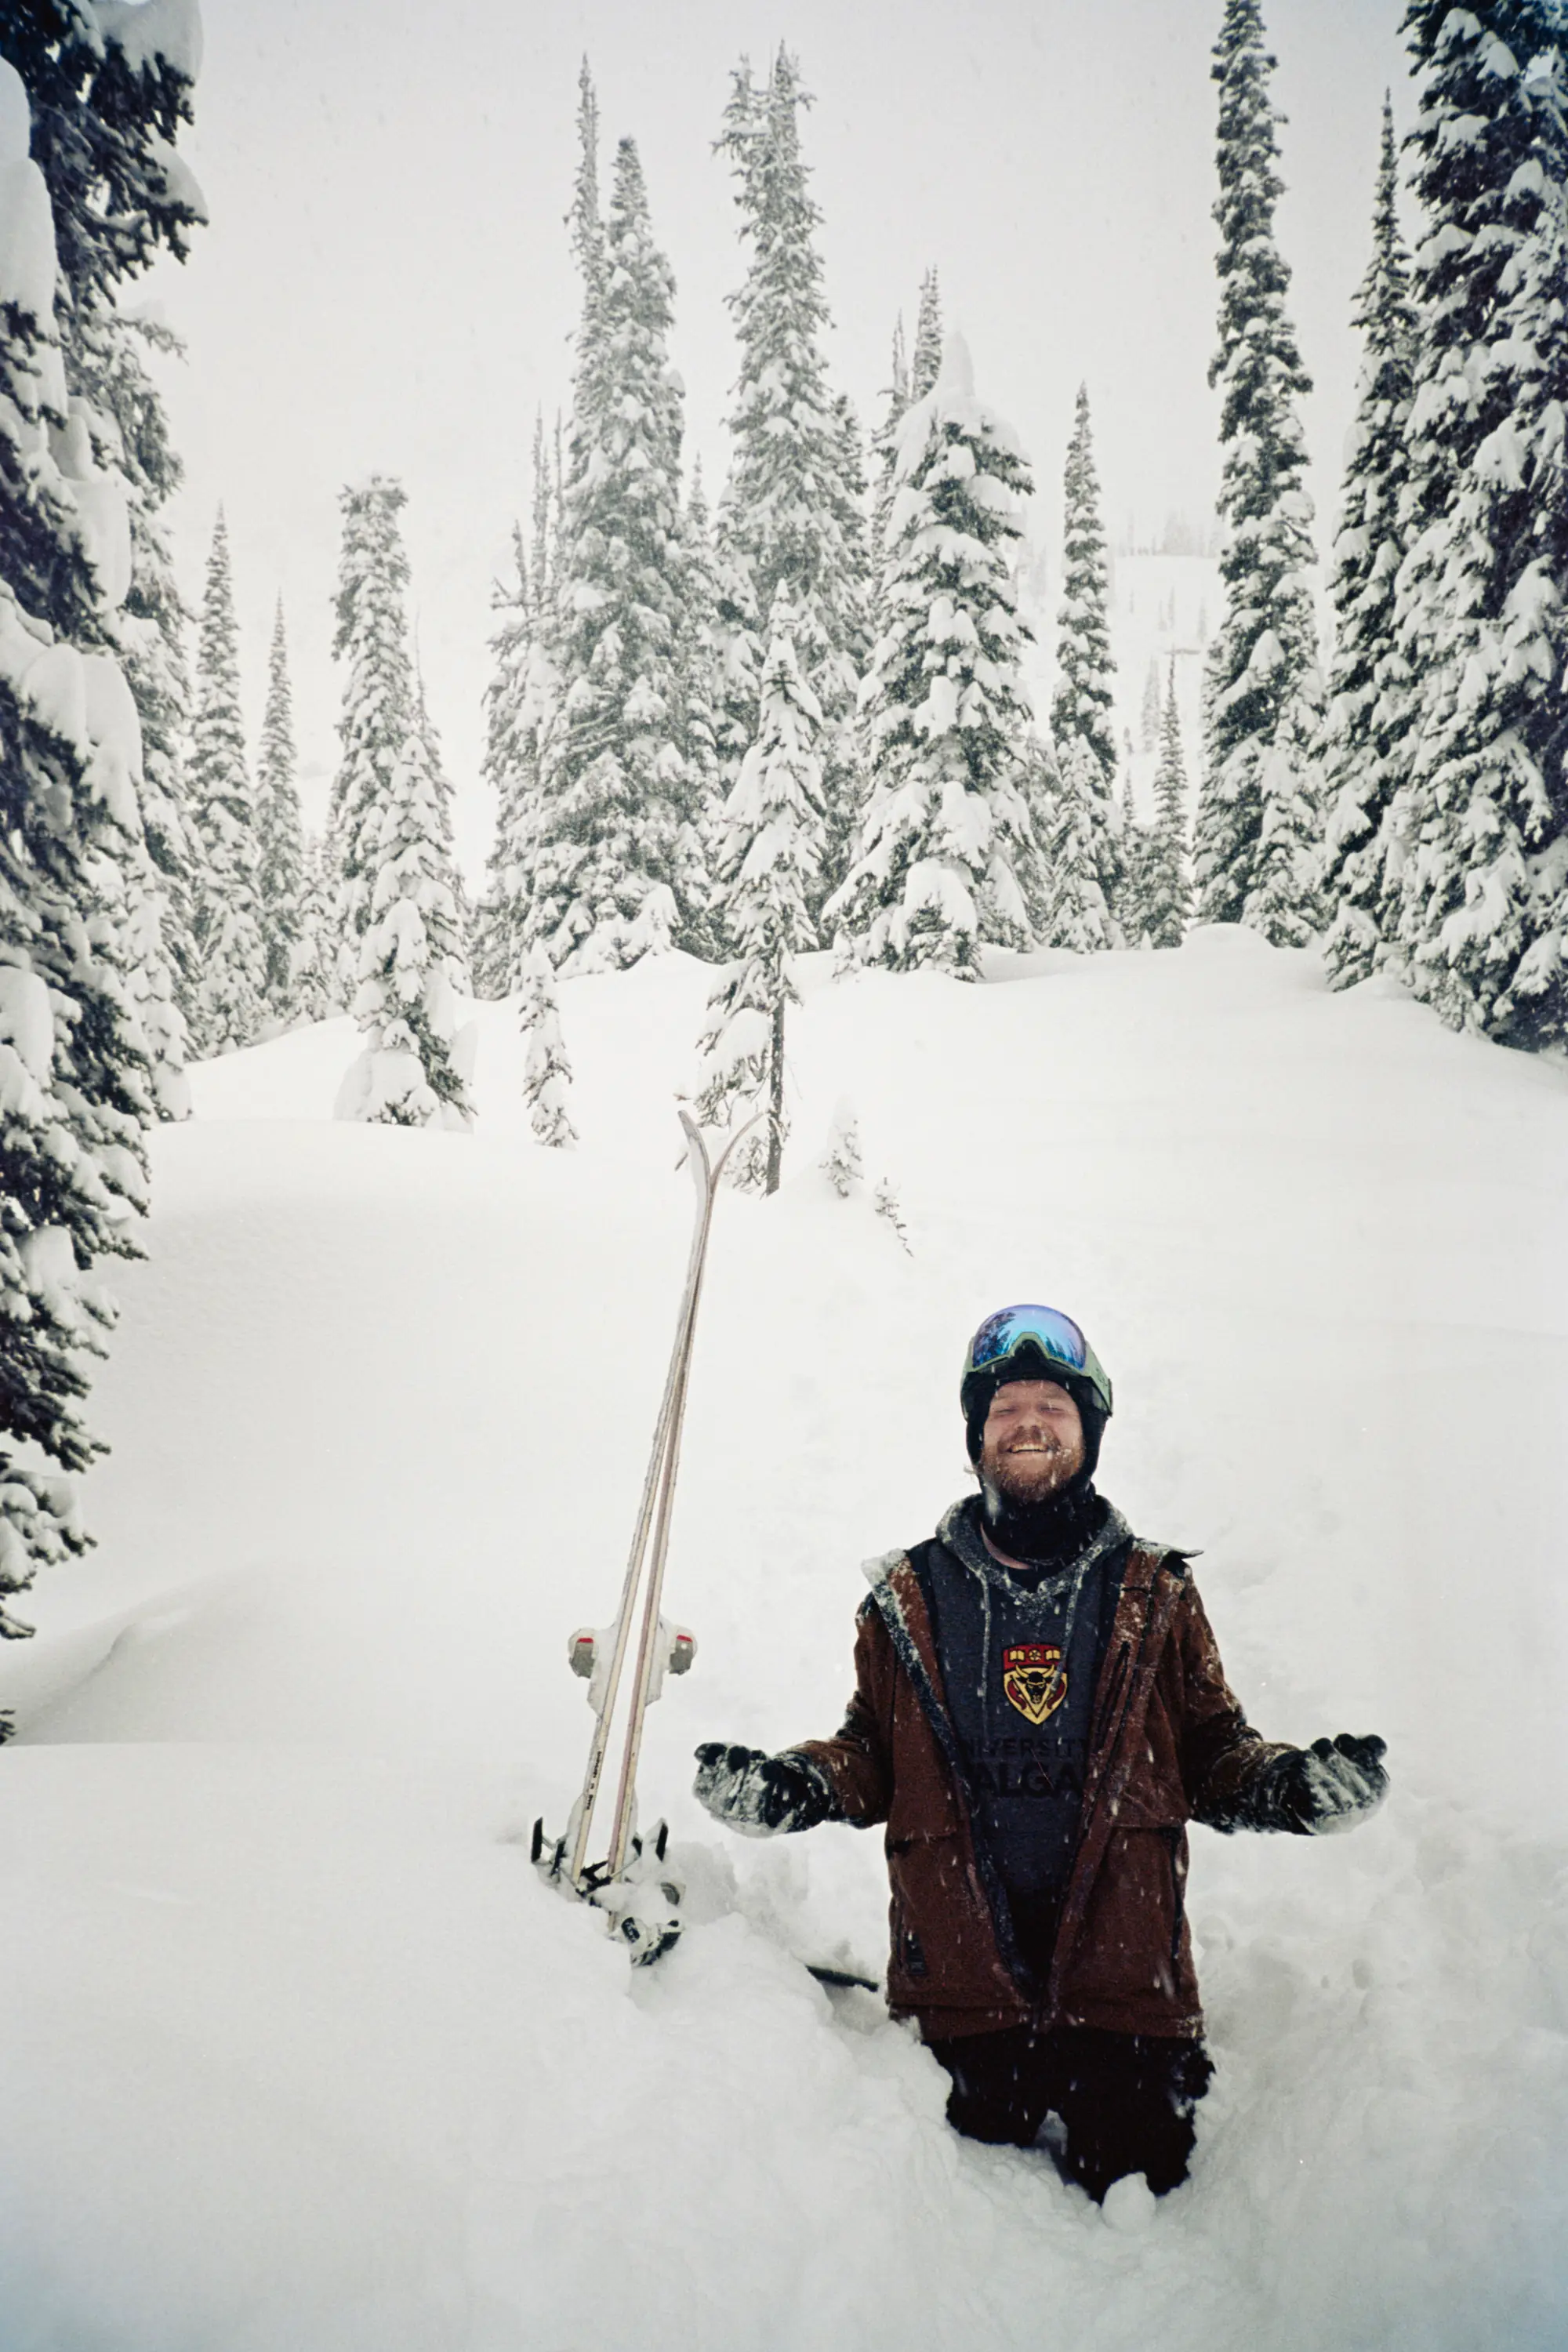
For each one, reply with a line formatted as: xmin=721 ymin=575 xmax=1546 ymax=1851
xmin=3 ymin=933 xmax=1567 ymax=2350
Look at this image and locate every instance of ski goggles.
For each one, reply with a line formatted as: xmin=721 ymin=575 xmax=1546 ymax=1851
xmin=962 ymin=1304 xmax=1113 ymax=1417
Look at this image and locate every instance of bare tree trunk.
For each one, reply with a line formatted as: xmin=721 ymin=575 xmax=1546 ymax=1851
xmin=764 ymin=994 xmax=786 ymax=1193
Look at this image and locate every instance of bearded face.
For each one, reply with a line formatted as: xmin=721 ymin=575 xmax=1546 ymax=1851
xmin=978 ymin=1378 xmax=1086 ymax=1508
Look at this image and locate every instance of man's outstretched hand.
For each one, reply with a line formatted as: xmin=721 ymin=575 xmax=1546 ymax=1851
xmin=692 ymin=1743 xmax=834 ymax=1837
xmin=1267 ymin=1733 xmax=1389 ymax=1834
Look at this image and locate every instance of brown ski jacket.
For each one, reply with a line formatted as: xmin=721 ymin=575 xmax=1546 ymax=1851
xmin=793 ymin=1526 xmax=1292 ymax=2042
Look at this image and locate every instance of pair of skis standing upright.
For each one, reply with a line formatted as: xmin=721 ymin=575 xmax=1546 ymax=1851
xmin=532 ymin=1112 xmax=753 ymax=1964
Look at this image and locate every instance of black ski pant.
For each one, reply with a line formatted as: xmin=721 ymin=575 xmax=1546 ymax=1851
xmin=927 ymin=2024 xmax=1213 ymax=2202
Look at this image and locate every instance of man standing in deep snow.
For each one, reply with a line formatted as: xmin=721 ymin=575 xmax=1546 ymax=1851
xmin=693 ymin=1304 xmax=1388 ymax=2204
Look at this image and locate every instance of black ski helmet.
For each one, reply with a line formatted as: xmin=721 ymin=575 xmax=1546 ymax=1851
xmin=960 ymin=1303 xmax=1113 ymax=1468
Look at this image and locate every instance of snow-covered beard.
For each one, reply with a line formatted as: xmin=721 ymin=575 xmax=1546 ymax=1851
xmin=978 ymin=1430 xmax=1083 ymax=1514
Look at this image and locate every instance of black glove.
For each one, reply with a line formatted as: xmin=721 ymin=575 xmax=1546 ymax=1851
xmin=692 ymin=1743 xmax=835 ymax=1836
xmin=1261 ymin=1733 xmax=1389 ymax=1834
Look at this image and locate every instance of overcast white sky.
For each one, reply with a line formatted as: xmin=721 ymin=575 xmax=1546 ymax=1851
xmin=139 ymin=0 xmax=1409 ymax=881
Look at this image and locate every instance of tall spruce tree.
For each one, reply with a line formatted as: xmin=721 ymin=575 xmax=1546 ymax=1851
xmin=1385 ymin=2 xmax=1568 ymax=1044
xmin=717 ymin=49 xmax=871 ymax=911
xmin=330 ymin=474 xmax=473 ymax=1126
xmin=1195 ymin=0 xmax=1323 ymax=945
xmin=0 ymin=10 xmax=201 ymax=1644
xmin=1319 ymin=100 xmax=1419 ymax=992
xmin=256 ymin=597 xmax=304 ymax=1027
xmin=696 ymin=601 xmax=826 ymax=1191
xmin=1052 ymin=386 xmax=1120 ymax=787
xmin=187 ymin=507 xmax=266 ymax=1052
xmin=1146 ymin=663 xmax=1195 ymax=947
xmin=527 ymin=131 xmax=703 ymax=971
xmin=831 ymin=335 xmax=1038 ymax=976
xmin=1050 ymin=383 xmax=1125 ymax=942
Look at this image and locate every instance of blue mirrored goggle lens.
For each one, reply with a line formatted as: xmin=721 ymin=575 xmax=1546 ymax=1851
xmin=968 ymin=1305 xmax=1088 ymax=1376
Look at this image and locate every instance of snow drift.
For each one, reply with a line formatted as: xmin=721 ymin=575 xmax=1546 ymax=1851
xmin=2 ymin=932 xmax=1566 ymax=2350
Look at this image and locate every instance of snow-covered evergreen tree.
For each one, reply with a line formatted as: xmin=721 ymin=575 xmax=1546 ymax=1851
xmin=1052 ymin=385 xmax=1120 ymax=790
xmin=291 ymin=833 xmax=341 ymax=1024
xmin=520 ymin=945 xmax=576 ymax=1147
xmin=1116 ymin=775 xmax=1152 ymax=944
xmin=910 ymin=267 xmax=944 ymax=400
xmin=695 ymin=604 xmax=826 ymax=1192
xmin=526 ymin=131 xmax=703 ymax=972
xmin=65 ymin=305 xmax=195 ymax=1119
xmin=831 ymin=334 xmax=1039 ymax=976
xmin=1319 ymin=99 xmax=1419 ymax=993
xmin=34 ymin=5 xmax=205 ymax=1122
xmin=330 ymin=474 xmax=474 ymax=1125
xmin=1383 ymin=2 xmax=1568 ymax=1044
xmin=1195 ymin=0 xmax=1323 ymax=945
xmin=717 ymin=49 xmax=870 ymax=914
xmin=1145 ymin=664 xmax=1194 ymax=948
xmin=256 ymin=597 xmax=304 ymax=1028
xmin=1014 ymin=735 xmax=1064 ymax=940
xmin=330 ymin=474 xmax=412 ymax=979
xmin=0 ymin=10 xmax=201 ymax=1642
xmin=1050 ymin=383 xmax=1124 ymax=942
xmin=187 ymin=507 xmax=266 ymax=1053
xmin=336 ymin=705 xmax=474 ymax=1133
xmin=1036 ymin=736 xmax=1123 ymax=953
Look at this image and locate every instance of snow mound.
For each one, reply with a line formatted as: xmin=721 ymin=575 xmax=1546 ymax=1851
xmin=3 ymin=937 xmax=1567 ymax=2349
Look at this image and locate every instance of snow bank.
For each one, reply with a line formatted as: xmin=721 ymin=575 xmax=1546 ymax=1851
xmin=4 ymin=936 xmax=1567 ymax=2348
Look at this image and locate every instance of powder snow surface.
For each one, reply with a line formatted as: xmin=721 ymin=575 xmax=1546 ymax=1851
xmin=3 ymin=932 xmax=1567 ymax=2350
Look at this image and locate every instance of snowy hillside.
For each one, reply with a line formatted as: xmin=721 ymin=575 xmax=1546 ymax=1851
xmin=4 ymin=935 xmax=1567 ymax=2350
